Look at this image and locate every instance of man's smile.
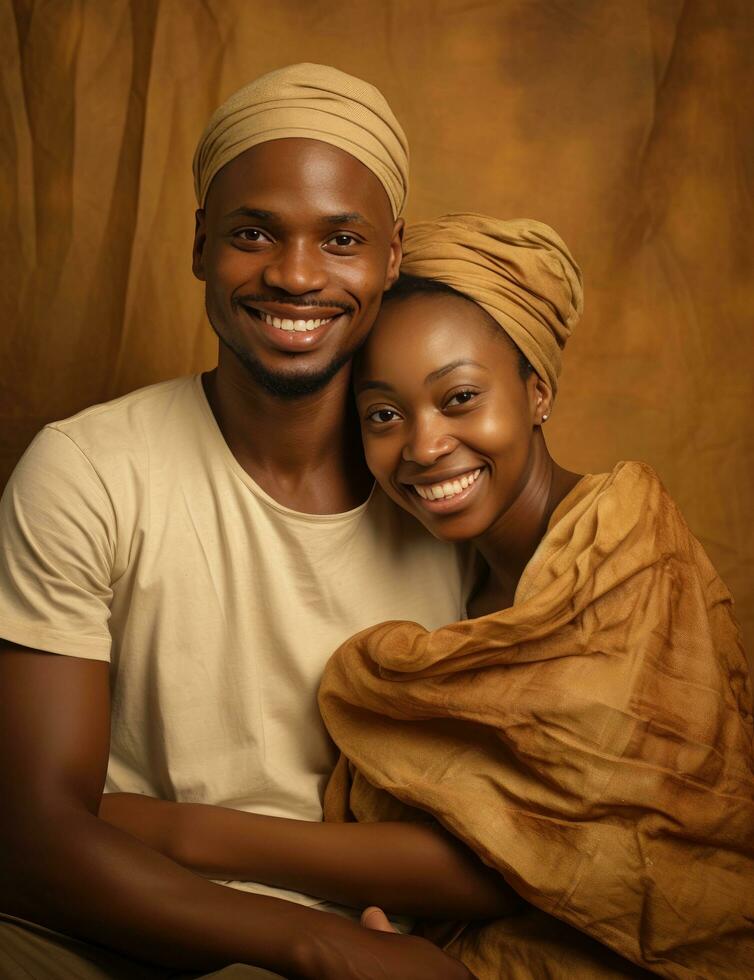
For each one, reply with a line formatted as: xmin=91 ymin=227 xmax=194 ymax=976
xmin=254 ymin=309 xmax=335 ymax=333
xmin=238 ymin=302 xmax=351 ymax=351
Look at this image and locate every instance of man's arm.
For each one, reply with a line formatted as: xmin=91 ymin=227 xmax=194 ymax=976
xmin=0 ymin=643 xmax=474 ymax=979
xmin=99 ymin=792 xmax=520 ymax=920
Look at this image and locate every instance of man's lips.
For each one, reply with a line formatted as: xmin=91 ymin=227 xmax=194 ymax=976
xmin=239 ymin=304 xmax=348 ymax=350
xmin=240 ymin=302 xmax=350 ymax=334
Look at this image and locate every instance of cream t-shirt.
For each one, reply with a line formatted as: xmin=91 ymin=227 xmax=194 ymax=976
xmin=0 ymin=375 xmax=465 ymax=912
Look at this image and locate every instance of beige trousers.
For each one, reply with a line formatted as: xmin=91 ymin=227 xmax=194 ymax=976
xmin=0 ymin=915 xmax=287 ymax=980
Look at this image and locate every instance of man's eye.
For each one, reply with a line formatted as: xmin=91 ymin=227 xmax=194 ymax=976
xmin=236 ymin=229 xmax=271 ymax=242
xmin=367 ymin=408 xmax=400 ymax=424
xmin=329 ymin=234 xmax=358 ymax=247
xmin=446 ymin=390 xmax=478 ymax=408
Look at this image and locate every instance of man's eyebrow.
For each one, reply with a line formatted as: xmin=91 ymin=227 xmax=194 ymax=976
xmin=222 ymin=207 xmax=374 ymax=229
xmin=224 ymin=206 xmax=276 ymax=221
xmin=425 ymin=359 xmax=486 ymax=383
xmin=324 ymin=212 xmax=373 ymax=227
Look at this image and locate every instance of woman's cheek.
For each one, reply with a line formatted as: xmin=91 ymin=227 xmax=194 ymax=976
xmin=363 ymin=435 xmax=393 ymax=486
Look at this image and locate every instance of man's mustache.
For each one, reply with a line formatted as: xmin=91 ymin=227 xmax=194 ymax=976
xmin=234 ymin=294 xmax=355 ymax=314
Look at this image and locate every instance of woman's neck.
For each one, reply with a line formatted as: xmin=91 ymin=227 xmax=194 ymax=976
xmin=472 ymin=430 xmax=581 ymax=611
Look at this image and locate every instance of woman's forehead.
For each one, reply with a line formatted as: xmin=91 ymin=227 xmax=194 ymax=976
xmin=357 ymin=291 xmax=509 ymax=383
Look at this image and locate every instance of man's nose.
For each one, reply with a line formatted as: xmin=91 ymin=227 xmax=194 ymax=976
xmin=401 ymin=417 xmax=457 ymax=466
xmin=262 ymin=241 xmax=328 ymax=295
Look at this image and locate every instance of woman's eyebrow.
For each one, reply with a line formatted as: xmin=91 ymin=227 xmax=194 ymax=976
xmin=425 ymin=359 xmax=485 ymax=383
xmin=356 ymin=359 xmax=485 ymax=395
xmin=355 ymin=379 xmax=395 ymax=394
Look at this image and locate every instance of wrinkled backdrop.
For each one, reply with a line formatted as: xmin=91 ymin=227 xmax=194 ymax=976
xmin=1 ymin=0 xmax=753 ymax=655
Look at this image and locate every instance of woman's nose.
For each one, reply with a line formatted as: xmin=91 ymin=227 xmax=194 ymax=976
xmin=262 ymin=242 xmax=328 ymax=295
xmin=401 ymin=419 xmax=457 ymax=465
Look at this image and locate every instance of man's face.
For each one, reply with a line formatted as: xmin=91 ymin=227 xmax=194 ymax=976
xmin=193 ymin=138 xmax=403 ymax=398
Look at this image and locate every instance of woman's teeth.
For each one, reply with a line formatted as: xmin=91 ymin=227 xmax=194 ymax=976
xmin=254 ymin=309 xmax=334 ymax=332
xmin=414 ymin=468 xmax=482 ymax=501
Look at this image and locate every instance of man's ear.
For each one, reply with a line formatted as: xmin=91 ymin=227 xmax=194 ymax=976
xmin=384 ymin=217 xmax=404 ymax=291
xmin=531 ymin=374 xmax=554 ymax=426
xmin=192 ymin=209 xmax=207 ymax=282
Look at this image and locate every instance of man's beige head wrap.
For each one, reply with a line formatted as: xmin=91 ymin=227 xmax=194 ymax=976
xmin=193 ymin=63 xmax=409 ymax=218
xmin=401 ymin=213 xmax=583 ymax=394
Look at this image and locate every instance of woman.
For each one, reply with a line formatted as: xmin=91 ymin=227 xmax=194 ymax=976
xmin=101 ymin=215 xmax=753 ymax=979
xmin=318 ymin=214 xmax=754 ymax=979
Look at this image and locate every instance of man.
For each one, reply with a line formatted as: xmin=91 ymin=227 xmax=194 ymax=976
xmin=0 ymin=65 xmax=483 ymax=978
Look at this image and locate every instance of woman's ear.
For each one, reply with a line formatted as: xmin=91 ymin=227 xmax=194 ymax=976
xmin=384 ymin=217 xmax=404 ymax=290
xmin=531 ymin=374 xmax=553 ymax=426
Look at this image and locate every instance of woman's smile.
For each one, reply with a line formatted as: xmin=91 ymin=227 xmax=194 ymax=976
xmin=404 ymin=465 xmax=485 ymax=513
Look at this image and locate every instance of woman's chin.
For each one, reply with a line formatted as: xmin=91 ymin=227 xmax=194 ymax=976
xmin=421 ymin=517 xmax=484 ymax=543
xmin=404 ymin=503 xmax=488 ymax=543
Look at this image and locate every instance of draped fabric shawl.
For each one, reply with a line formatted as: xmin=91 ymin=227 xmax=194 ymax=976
xmin=319 ymin=462 xmax=754 ymax=979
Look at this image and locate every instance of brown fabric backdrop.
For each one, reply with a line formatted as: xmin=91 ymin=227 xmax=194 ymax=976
xmin=2 ymin=0 xmax=753 ymax=658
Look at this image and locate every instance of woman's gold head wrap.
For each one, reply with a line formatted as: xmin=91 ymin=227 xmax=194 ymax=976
xmin=193 ymin=63 xmax=409 ymax=218
xmin=400 ymin=213 xmax=583 ymax=394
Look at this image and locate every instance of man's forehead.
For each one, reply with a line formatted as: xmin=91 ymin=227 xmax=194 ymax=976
xmin=206 ymin=138 xmax=394 ymax=223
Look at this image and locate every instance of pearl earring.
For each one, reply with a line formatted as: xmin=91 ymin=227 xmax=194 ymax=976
xmin=541 ymin=413 xmax=549 ymax=422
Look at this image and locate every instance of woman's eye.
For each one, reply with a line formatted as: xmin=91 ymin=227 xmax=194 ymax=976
xmin=446 ymin=390 xmax=478 ymax=408
xmin=367 ymin=408 xmax=400 ymax=424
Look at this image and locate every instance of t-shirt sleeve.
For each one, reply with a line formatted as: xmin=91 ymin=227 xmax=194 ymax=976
xmin=0 ymin=425 xmax=115 ymax=660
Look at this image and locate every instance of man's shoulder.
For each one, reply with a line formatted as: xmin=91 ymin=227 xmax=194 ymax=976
xmin=51 ymin=376 xmax=197 ymax=435
xmin=44 ymin=376 xmax=202 ymax=465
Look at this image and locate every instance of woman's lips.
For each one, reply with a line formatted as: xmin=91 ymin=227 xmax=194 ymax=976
xmin=406 ymin=467 xmax=486 ymax=514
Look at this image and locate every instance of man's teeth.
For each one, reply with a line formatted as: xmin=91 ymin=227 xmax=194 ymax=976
xmin=254 ymin=309 xmax=334 ymax=332
xmin=414 ymin=468 xmax=482 ymax=501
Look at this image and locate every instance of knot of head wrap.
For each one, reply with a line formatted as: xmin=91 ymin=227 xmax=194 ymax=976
xmin=401 ymin=214 xmax=583 ymax=394
xmin=193 ymin=63 xmax=409 ymax=218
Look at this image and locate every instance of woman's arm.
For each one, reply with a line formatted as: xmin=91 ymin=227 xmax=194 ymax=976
xmin=99 ymin=792 xmax=520 ymax=920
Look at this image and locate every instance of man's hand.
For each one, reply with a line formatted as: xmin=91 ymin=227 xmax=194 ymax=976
xmin=292 ymin=912 xmax=475 ymax=980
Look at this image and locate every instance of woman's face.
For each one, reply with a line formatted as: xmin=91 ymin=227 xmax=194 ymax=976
xmin=354 ymin=291 xmax=551 ymax=542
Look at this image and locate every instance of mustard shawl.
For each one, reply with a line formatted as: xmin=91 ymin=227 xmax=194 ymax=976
xmin=319 ymin=462 xmax=754 ymax=979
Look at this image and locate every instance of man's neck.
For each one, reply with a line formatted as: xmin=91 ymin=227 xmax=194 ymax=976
xmin=202 ymin=353 xmax=372 ymax=515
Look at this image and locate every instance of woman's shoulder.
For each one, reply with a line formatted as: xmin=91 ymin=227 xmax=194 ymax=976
xmin=553 ymin=460 xmax=679 ymax=521
xmin=545 ymin=460 xmax=721 ymax=589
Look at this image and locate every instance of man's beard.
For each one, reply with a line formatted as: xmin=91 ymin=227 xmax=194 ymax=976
xmin=208 ymin=311 xmax=366 ymax=399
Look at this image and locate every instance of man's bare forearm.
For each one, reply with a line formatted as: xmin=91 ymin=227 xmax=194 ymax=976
xmin=1 ymin=801 xmax=338 ymax=974
xmin=1 ymin=648 xmax=475 ymax=979
xmin=100 ymin=793 xmax=520 ymax=919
